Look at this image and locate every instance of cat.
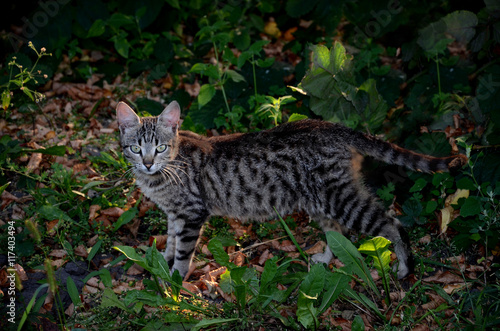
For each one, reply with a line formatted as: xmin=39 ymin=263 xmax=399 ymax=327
xmin=116 ymin=101 xmax=467 ymax=279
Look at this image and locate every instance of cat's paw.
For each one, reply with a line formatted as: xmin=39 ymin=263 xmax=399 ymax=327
xmin=311 ymin=247 xmax=333 ymax=265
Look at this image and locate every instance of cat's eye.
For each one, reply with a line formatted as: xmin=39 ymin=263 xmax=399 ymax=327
xmin=130 ymin=145 xmax=141 ymax=154
xmin=156 ymin=144 xmax=168 ymax=153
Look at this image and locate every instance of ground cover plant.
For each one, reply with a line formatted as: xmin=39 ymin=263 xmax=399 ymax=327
xmin=0 ymin=0 xmax=499 ymax=329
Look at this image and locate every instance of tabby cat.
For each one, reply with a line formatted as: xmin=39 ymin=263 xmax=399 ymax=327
xmin=116 ymin=101 xmax=467 ymax=279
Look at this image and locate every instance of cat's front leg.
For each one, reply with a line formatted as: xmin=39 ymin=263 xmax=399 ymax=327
xmin=163 ymin=216 xmax=177 ymax=268
xmin=168 ymin=214 xmax=208 ymax=278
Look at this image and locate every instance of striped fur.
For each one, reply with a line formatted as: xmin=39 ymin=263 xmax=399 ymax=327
xmin=117 ymin=101 xmax=467 ymax=279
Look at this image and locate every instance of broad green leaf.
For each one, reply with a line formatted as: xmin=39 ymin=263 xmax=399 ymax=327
xmin=351 ymin=315 xmax=365 ymax=331
xmin=2 ymin=90 xmax=11 ymax=110
xmin=190 ymin=63 xmax=220 ymax=80
xmin=87 ymin=19 xmax=106 ymax=38
xmin=460 ymin=196 xmax=482 ymax=217
xmin=198 ymin=84 xmax=216 ymax=108
xmin=285 ymin=0 xmax=319 ymax=18
xmin=101 ymin=288 xmax=130 ymax=311
xmin=165 ymin=0 xmax=180 ymax=9
xmin=123 ymin=289 xmax=176 ymax=307
xmin=260 ymin=258 xmax=278 ymax=290
xmin=288 ymin=113 xmax=308 ymax=122
xmin=208 ymin=238 xmax=230 ymax=267
xmin=66 ymin=277 xmax=80 ymax=307
xmin=114 ymin=245 xmax=149 ymax=270
xmin=225 ymin=69 xmax=246 ymax=83
xmin=425 ymin=200 xmax=438 ymax=213
xmin=0 ymin=182 xmax=10 ymax=196
xmin=192 ymin=318 xmax=240 ymax=331
xmin=326 ymin=231 xmax=380 ymax=296
xmin=113 ymin=36 xmax=130 ymax=58
xmin=113 ymin=207 xmax=138 ymax=232
xmin=442 ymin=11 xmax=478 ymax=44
xmin=296 ymin=263 xmax=325 ymax=329
xmin=318 ymin=272 xmax=349 ymax=314
xmin=358 ymin=237 xmax=392 ymax=299
xmin=410 ymin=178 xmax=428 ymax=192
xmin=22 ymin=145 xmax=67 ymax=156
xmin=457 ymin=177 xmax=477 ymax=190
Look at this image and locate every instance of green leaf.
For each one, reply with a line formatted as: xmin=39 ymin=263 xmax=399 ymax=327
xmin=198 ymin=84 xmax=216 ymax=108
xmin=165 ymin=0 xmax=180 ymax=9
xmin=425 ymin=200 xmax=438 ymax=213
xmin=87 ymin=19 xmax=106 ymax=38
xmin=260 ymin=258 xmax=278 ymax=290
xmin=114 ymin=245 xmax=149 ymax=270
xmin=410 ymin=178 xmax=428 ymax=192
xmin=17 ymin=284 xmax=49 ymax=331
xmin=351 ymin=315 xmax=365 ymax=331
xmin=460 ymin=196 xmax=482 ymax=217
xmin=225 ymin=69 xmax=246 ymax=83
xmin=192 ymin=318 xmax=240 ymax=331
xmin=190 ymin=63 xmax=220 ymax=80
xmin=318 ymin=272 xmax=349 ymax=314
xmin=2 ymin=90 xmax=11 ymax=110
xmin=288 ymin=113 xmax=308 ymax=122
xmin=113 ymin=207 xmax=138 ymax=232
xmin=65 ymin=276 xmax=80 ymax=306
xmin=358 ymin=237 xmax=392 ymax=300
xmin=208 ymin=238 xmax=230 ymax=267
xmin=101 ymin=288 xmax=130 ymax=311
xmin=297 ymin=263 xmax=325 ymax=329
xmin=326 ymin=231 xmax=380 ymax=296
xmin=113 ymin=36 xmax=130 ymax=58
xmin=0 ymin=182 xmax=10 ymax=196
xmin=87 ymin=239 xmax=102 ymax=262
xmin=457 ymin=177 xmax=477 ymax=190
xmin=285 ymin=0 xmax=319 ymax=18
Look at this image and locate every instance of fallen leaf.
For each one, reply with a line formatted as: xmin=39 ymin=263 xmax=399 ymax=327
xmin=423 ymin=270 xmax=464 ymax=284
xmin=232 ymin=251 xmax=245 ymax=266
xmin=149 ymin=235 xmax=168 ymax=250
xmin=26 ymin=152 xmax=43 ymax=172
xmin=100 ymin=207 xmax=125 ymax=218
xmin=49 ymin=249 xmax=68 ymax=258
xmin=74 ymin=245 xmax=88 ymax=258
xmin=305 ymin=241 xmax=326 ymax=255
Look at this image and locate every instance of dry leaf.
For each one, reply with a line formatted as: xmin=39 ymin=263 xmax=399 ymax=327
xmin=232 ymin=251 xmax=245 ymax=266
xmin=1 ymin=190 xmax=20 ymax=210
xmin=88 ymin=205 xmax=101 ymax=221
xmin=74 ymin=244 xmax=89 ymax=258
xmin=126 ymin=263 xmax=144 ymax=275
xmin=46 ymin=219 xmax=60 ymax=233
xmin=100 ymin=207 xmax=125 ymax=218
xmin=26 ymin=152 xmax=43 ymax=172
xmin=305 ymin=241 xmax=326 ymax=255
xmin=423 ymin=270 xmax=464 ymax=284
xmin=49 ymin=249 xmax=68 ymax=258
xmin=149 ymin=235 xmax=168 ymax=249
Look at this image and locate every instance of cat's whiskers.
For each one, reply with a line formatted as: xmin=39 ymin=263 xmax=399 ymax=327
xmin=159 ymin=167 xmax=175 ymax=186
xmin=163 ymin=165 xmax=184 ymax=186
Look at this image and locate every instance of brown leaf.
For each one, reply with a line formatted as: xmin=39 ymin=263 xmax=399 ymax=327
xmin=88 ymin=205 xmax=101 ymax=221
xmin=26 ymin=152 xmax=43 ymax=172
xmin=419 ymin=234 xmax=432 ymax=244
xmin=149 ymin=235 xmax=168 ymax=250
xmin=305 ymin=241 xmax=326 ymax=255
xmin=421 ymin=292 xmax=446 ymax=310
xmin=232 ymin=251 xmax=245 ymax=267
xmin=126 ymin=263 xmax=144 ymax=275
xmin=278 ymin=240 xmax=296 ymax=252
xmin=46 ymin=219 xmax=60 ymax=234
xmin=181 ymin=282 xmax=201 ymax=296
xmin=100 ymin=207 xmax=125 ymax=218
xmin=423 ymin=271 xmax=464 ymax=284
xmin=1 ymin=190 xmax=19 ymax=210
xmin=74 ymin=245 xmax=88 ymax=258
xmin=258 ymin=249 xmax=273 ymax=265
xmin=51 ymin=259 xmax=67 ymax=269
xmin=49 ymin=249 xmax=68 ymax=258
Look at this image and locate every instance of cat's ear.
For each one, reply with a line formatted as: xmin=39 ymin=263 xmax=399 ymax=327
xmin=116 ymin=102 xmax=140 ymax=129
xmin=158 ymin=101 xmax=181 ymax=128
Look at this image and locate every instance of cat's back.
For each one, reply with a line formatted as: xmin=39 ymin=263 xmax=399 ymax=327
xmin=207 ymin=119 xmax=343 ymax=154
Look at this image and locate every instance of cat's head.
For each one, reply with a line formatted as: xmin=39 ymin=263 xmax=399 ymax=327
xmin=116 ymin=101 xmax=180 ymax=176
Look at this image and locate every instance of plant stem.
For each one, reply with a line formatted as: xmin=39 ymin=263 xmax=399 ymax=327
xmin=252 ymin=55 xmax=258 ymax=98
xmin=211 ymin=38 xmax=231 ymax=114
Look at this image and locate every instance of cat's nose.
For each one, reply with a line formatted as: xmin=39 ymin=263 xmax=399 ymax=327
xmin=143 ymin=163 xmax=153 ymax=170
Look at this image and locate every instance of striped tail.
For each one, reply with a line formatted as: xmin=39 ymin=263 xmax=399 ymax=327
xmin=350 ymin=131 xmax=468 ymax=173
